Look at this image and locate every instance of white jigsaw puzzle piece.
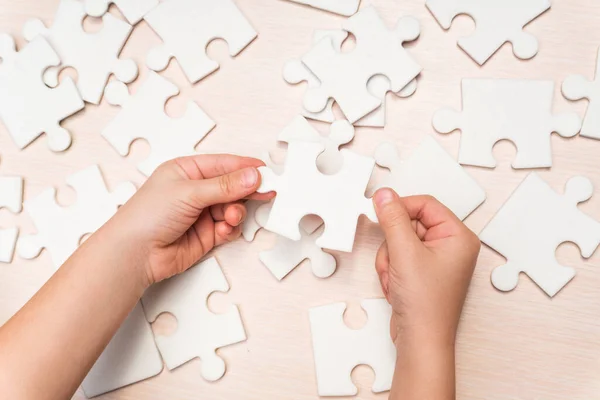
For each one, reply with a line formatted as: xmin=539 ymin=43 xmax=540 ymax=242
xmin=0 ymin=228 xmax=18 ymax=263
xmin=480 ymin=173 xmax=600 ymax=297
xmin=284 ymin=0 xmax=360 ymax=16
xmin=258 ymin=140 xmax=377 ymax=253
xmin=301 ymin=6 xmax=421 ymax=123
xmin=0 ymin=34 xmax=84 ymax=152
xmin=144 ymin=0 xmax=257 ymax=84
xmin=309 ymin=299 xmax=396 ymax=396
xmin=17 ymin=165 xmax=136 ymax=268
xmin=82 ymin=303 xmax=163 ymax=397
xmin=84 ymin=0 xmax=159 ymax=24
xmin=23 ymin=0 xmax=138 ymax=105
xmin=433 ymin=79 xmax=581 ymax=169
xmin=0 ymin=176 xmax=24 ymax=214
xmin=375 ymin=136 xmax=485 ymax=220
xmin=142 ymin=257 xmax=246 ymax=382
xmin=102 ymin=71 xmax=215 ymax=177
xmin=426 ymin=0 xmax=551 ymax=65
xmin=562 ymin=46 xmax=600 ymax=140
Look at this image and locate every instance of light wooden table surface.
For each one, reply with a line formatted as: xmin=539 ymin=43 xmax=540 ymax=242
xmin=1 ymin=0 xmax=600 ymax=399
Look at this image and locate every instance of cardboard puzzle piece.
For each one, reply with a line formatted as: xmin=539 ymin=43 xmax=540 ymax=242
xmin=301 ymin=6 xmax=421 ymax=123
xmin=142 ymin=257 xmax=246 ymax=382
xmin=84 ymin=0 xmax=159 ymax=24
xmin=0 ymin=34 xmax=84 ymax=152
xmin=284 ymin=0 xmax=360 ymax=16
xmin=375 ymin=136 xmax=485 ymax=220
xmin=82 ymin=303 xmax=163 ymax=397
xmin=562 ymin=47 xmax=600 ymax=140
xmin=258 ymin=140 xmax=377 ymax=252
xmin=145 ymin=0 xmax=257 ymax=84
xmin=309 ymin=299 xmax=396 ymax=396
xmin=17 ymin=165 xmax=136 ymax=268
xmin=102 ymin=71 xmax=215 ymax=176
xmin=426 ymin=0 xmax=551 ymax=65
xmin=0 ymin=173 xmax=23 ymax=263
xmin=480 ymin=173 xmax=600 ymax=297
xmin=24 ymin=0 xmax=138 ymax=105
xmin=433 ymin=79 xmax=581 ymax=169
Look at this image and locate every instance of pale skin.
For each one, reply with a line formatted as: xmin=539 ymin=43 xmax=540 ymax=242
xmin=0 ymin=154 xmax=480 ymax=400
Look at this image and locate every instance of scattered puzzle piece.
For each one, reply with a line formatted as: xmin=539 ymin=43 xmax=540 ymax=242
xmin=102 ymin=71 xmax=215 ymax=176
xmin=433 ymin=79 xmax=581 ymax=169
xmin=0 ymin=228 xmax=18 ymax=264
xmin=426 ymin=0 xmax=551 ymax=65
xmin=144 ymin=0 xmax=257 ymax=84
xmin=284 ymin=0 xmax=360 ymax=16
xmin=480 ymin=173 xmax=600 ymax=297
xmin=142 ymin=257 xmax=246 ymax=382
xmin=0 ymin=34 xmax=84 ymax=151
xmin=0 ymin=172 xmax=23 ymax=263
xmin=84 ymin=0 xmax=159 ymax=25
xmin=17 ymin=165 xmax=136 ymax=268
xmin=24 ymin=0 xmax=138 ymax=105
xmin=309 ymin=299 xmax=396 ymax=396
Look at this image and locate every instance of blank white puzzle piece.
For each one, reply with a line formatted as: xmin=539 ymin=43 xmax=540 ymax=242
xmin=17 ymin=165 xmax=136 ymax=268
xmin=84 ymin=0 xmax=159 ymax=24
xmin=0 ymin=34 xmax=84 ymax=152
xmin=426 ymin=0 xmax=551 ymax=65
xmin=375 ymin=136 xmax=485 ymax=221
xmin=284 ymin=0 xmax=360 ymax=16
xmin=142 ymin=257 xmax=246 ymax=381
xmin=433 ymin=79 xmax=581 ymax=169
xmin=301 ymin=6 xmax=421 ymax=123
xmin=102 ymin=71 xmax=215 ymax=177
xmin=24 ymin=0 xmax=138 ymax=105
xmin=0 ymin=174 xmax=23 ymax=263
xmin=309 ymin=299 xmax=396 ymax=396
xmin=480 ymin=173 xmax=600 ymax=297
xmin=82 ymin=303 xmax=163 ymax=397
xmin=144 ymin=0 xmax=257 ymax=84
xmin=562 ymin=46 xmax=600 ymax=140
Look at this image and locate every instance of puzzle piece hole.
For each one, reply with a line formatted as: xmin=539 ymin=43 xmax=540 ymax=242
xmin=340 ymin=32 xmax=356 ymax=53
xmin=82 ymin=14 xmax=104 ymax=34
xmin=555 ymin=241 xmax=586 ymax=266
xmin=46 ymin=66 xmax=79 ymax=89
xmin=164 ymin=91 xmax=194 ymax=120
xmin=55 ymin=185 xmax=77 ymax=208
xmin=491 ymin=139 xmax=518 ymax=167
xmin=350 ymin=364 xmax=376 ymax=394
xmin=445 ymin=13 xmax=476 ymax=39
xmin=207 ymin=290 xmax=232 ymax=316
xmin=206 ymin=38 xmax=235 ymax=68
xmin=124 ymin=138 xmax=152 ymax=167
xmin=151 ymin=311 xmax=178 ymax=337
xmin=343 ymin=304 xmax=368 ymax=331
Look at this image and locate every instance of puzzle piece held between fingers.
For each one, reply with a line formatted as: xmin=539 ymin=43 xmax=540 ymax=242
xmin=480 ymin=173 xmax=600 ymax=297
xmin=284 ymin=0 xmax=360 ymax=16
xmin=102 ymin=71 xmax=215 ymax=177
xmin=142 ymin=257 xmax=246 ymax=382
xmin=433 ymin=79 xmax=581 ymax=169
xmin=426 ymin=0 xmax=551 ymax=65
xmin=24 ymin=0 xmax=138 ymax=104
xmin=84 ymin=0 xmax=159 ymax=24
xmin=144 ymin=0 xmax=257 ymax=84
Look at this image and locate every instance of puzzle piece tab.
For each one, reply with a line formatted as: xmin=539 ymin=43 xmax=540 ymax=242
xmin=102 ymin=71 xmax=215 ymax=176
xmin=0 ymin=34 xmax=84 ymax=151
xmin=480 ymin=173 xmax=600 ymax=297
xmin=309 ymin=299 xmax=396 ymax=396
xmin=426 ymin=0 xmax=551 ymax=65
xmin=142 ymin=257 xmax=246 ymax=382
xmin=284 ymin=0 xmax=360 ymax=16
xmin=84 ymin=0 xmax=159 ymax=24
xmin=145 ymin=0 xmax=257 ymax=84
xmin=433 ymin=79 xmax=581 ymax=169
xmin=24 ymin=0 xmax=138 ymax=104
xmin=17 ymin=165 xmax=136 ymax=268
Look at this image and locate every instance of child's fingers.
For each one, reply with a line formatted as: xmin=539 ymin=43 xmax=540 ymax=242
xmin=214 ymin=222 xmax=242 ymax=246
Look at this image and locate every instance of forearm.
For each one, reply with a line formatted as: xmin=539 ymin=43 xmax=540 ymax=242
xmin=0 ymin=216 xmax=148 ymax=400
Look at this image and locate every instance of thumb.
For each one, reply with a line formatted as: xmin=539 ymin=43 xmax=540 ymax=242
xmin=373 ymin=188 xmax=420 ymax=249
xmin=190 ymin=167 xmax=260 ymax=207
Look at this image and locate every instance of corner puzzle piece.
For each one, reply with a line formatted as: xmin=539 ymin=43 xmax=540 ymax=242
xmin=17 ymin=165 xmax=136 ymax=268
xmin=562 ymin=47 xmax=600 ymax=140
xmin=309 ymin=299 xmax=396 ymax=396
xmin=84 ymin=0 xmax=159 ymax=25
xmin=0 ymin=174 xmax=24 ymax=263
xmin=145 ymin=0 xmax=257 ymax=84
xmin=0 ymin=34 xmax=84 ymax=152
xmin=258 ymin=140 xmax=377 ymax=253
xmin=24 ymin=0 xmax=138 ymax=105
xmin=480 ymin=173 xmax=600 ymax=297
xmin=426 ymin=0 xmax=551 ymax=65
xmin=433 ymin=79 xmax=581 ymax=169
xmin=142 ymin=257 xmax=246 ymax=382
xmin=301 ymin=6 xmax=421 ymax=123
xmin=102 ymin=71 xmax=215 ymax=176
xmin=284 ymin=0 xmax=360 ymax=16
xmin=375 ymin=136 xmax=485 ymax=220
xmin=82 ymin=303 xmax=163 ymax=397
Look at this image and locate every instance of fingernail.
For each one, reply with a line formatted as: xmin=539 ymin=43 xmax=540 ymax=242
xmin=242 ymin=168 xmax=258 ymax=188
xmin=374 ymin=188 xmax=395 ymax=208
